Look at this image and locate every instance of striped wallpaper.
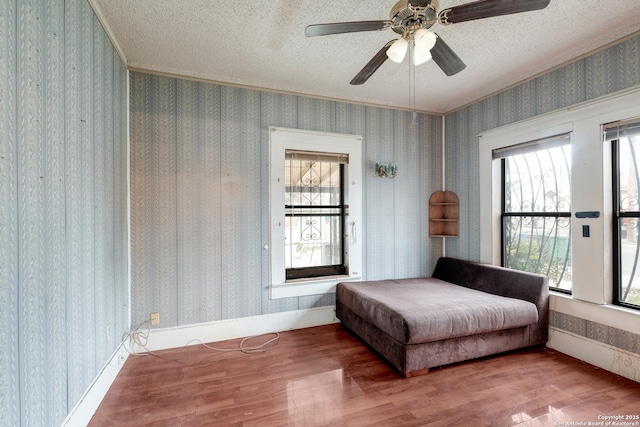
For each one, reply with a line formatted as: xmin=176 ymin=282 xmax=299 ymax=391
xmin=0 ymin=0 xmax=129 ymax=425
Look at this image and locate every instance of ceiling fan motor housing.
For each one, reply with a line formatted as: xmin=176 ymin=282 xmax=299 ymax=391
xmin=390 ymin=0 xmax=439 ymax=35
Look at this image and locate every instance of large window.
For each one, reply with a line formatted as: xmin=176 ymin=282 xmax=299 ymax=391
xmin=269 ymin=127 xmax=362 ymax=299
xmin=608 ymin=118 xmax=640 ymax=310
xmin=495 ymin=134 xmax=572 ymax=292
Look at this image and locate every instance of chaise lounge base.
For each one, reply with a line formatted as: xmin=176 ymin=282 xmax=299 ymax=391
xmin=336 ymin=257 xmax=549 ymax=377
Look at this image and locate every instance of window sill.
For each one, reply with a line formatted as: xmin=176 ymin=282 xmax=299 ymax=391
xmin=550 ymin=291 xmax=640 ymax=333
xmin=270 ymin=275 xmax=361 ymax=299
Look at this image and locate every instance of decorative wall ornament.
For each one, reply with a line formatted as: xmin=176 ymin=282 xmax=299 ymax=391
xmin=376 ymin=162 xmax=398 ymax=179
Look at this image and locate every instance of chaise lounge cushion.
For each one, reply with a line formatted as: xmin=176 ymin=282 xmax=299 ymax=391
xmin=337 ymin=277 xmax=539 ymax=345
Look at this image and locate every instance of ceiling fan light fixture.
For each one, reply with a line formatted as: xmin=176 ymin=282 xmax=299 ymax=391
xmin=414 ymin=28 xmax=437 ymax=51
xmin=386 ymin=37 xmax=408 ymax=63
xmin=414 ymin=48 xmax=432 ymax=66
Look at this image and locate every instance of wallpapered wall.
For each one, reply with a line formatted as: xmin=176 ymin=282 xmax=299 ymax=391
xmin=129 ymin=72 xmax=444 ymax=328
xmin=444 ymin=34 xmax=640 ymax=261
xmin=0 ymin=0 xmax=129 ymax=425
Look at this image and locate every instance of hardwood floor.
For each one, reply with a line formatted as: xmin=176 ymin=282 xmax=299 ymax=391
xmin=90 ymin=324 xmax=640 ymax=426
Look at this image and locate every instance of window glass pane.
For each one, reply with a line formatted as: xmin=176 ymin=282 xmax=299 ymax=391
xmin=501 ymin=138 xmax=572 ymax=291
xmin=285 ymin=158 xmax=343 ymax=272
xmin=285 ymin=215 xmax=342 ymax=269
xmin=503 ymin=216 xmax=572 ymax=291
xmin=617 ymin=132 xmax=640 ymax=307
xmin=285 ymin=160 xmax=341 ymax=206
xmin=619 ymin=219 xmax=640 ymax=306
xmin=504 ymin=144 xmax=571 ymax=213
xmin=618 ymin=136 xmax=640 ymax=213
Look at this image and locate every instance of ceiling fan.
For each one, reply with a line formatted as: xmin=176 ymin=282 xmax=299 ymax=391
xmin=305 ymin=0 xmax=551 ymax=85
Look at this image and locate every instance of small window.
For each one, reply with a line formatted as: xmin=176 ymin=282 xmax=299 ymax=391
xmin=269 ymin=127 xmax=363 ymax=299
xmin=285 ymin=151 xmax=347 ymax=280
xmin=608 ymin=118 xmax=640 ymax=310
xmin=494 ymin=134 xmax=572 ymax=292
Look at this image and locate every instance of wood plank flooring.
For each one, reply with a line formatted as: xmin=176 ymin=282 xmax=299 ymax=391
xmin=90 ymin=324 xmax=640 ymax=426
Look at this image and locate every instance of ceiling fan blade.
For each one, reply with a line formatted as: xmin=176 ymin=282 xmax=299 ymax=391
xmin=305 ymin=20 xmax=393 ymax=37
xmin=350 ymin=41 xmax=394 ymax=85
xmin=431 ymin=35 xmax=466 ymax=76
xmin=438 ymin=0 xmax=550 ymax=25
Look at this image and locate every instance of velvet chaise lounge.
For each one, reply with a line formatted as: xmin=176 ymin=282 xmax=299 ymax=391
xmin=336 ymin=257 xmax=549 ymax=377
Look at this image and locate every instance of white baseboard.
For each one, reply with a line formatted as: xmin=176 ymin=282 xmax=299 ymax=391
xmin=61 ymin=342 xmax=129 ymax=427
xmin=548 ymin=327 xmax=640 ymax=383
xmin=133 ymin=306 xmax=339 ymax=353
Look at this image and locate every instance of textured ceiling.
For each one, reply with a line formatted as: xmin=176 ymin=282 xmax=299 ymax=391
xmin=90 ymin=0 xmax=640 ymax=114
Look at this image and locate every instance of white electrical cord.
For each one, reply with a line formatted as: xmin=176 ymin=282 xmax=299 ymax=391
xmin=122 ymin=316 xmax=280 ymax=359
xmin=122 ymin=318 xmax=157 ymax=357
xmin=185 ymin=332 xmax=280 ymax=354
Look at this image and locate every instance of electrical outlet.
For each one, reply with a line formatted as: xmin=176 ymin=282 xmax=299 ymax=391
xmin=150 ymin=312 xmax=160 ymax=326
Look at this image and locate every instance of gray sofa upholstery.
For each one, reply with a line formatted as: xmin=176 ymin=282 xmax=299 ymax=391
xmin=336 ymin=257 xmax=549 ymax=377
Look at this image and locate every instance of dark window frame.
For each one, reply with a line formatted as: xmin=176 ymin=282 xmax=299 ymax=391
xmin=611 ymin=137 xmax=640 ymax=310
xmin=285 ymin=163 xmax=347 ymax=280
xmin=498 ymin=136 xmax=572 ymax=293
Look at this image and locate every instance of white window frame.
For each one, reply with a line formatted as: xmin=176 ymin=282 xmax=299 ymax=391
xmin=268 ymin=127 xmax=363 ymax=299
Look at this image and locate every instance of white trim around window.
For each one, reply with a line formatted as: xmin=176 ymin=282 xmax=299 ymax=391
xmin=268 ymin=127 xmax=363 ymax=299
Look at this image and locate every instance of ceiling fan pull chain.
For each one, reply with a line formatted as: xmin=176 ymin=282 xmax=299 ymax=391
xmin=410 ymin=39 xmax=418 ymax=128
xmin=408 ymin=40 xmax=413 ymax=128
xmin=413 ymin=41 xmax=418 ymax=127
